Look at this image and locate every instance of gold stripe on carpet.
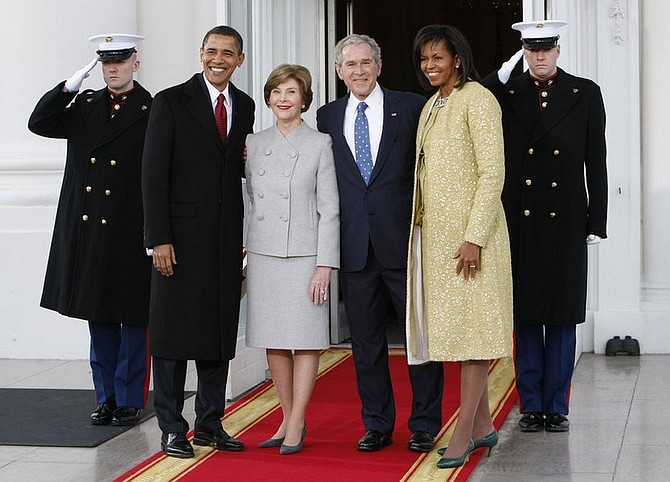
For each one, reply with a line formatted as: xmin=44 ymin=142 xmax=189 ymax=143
xmin=400 ymin=356 xmax=516 ymax=482
xmin=118 ymin=349 xmax=351 ymax=482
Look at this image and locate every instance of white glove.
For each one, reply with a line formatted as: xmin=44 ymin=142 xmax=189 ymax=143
xmin=64 ymin=57 xmax=99 ymax=93
xmin=497 ymin=48 xmax=524 ymax=84
xmin=586 ymin=234 xmax=602 ymax=245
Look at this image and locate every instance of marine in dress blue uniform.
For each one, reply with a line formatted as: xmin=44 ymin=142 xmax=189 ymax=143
xmin=28 ymin=34 xmax=152 ymax=426
xmin=482 ymin=20 xmax=608 ymax=432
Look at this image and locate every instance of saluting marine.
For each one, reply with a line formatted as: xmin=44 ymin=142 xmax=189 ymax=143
xmin=28 ymin=33 xmax=152 ymax=427
xmin=482 ymin=20 xmax=608 ymax=433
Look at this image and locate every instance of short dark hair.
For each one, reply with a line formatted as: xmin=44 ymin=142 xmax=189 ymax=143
xmin=412 ymin=24 xmax=480 ymax=92
xmin=202 ymin=26 xmax=244 ymax=54
xmin=264 ymin=64 xmax=314 ymax=113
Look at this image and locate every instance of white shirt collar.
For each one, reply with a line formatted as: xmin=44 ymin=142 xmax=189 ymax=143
xmin=346 ymin=83 xmax=383 ymax=111
xmin=202 ymin=73 xmax=232 ymax=108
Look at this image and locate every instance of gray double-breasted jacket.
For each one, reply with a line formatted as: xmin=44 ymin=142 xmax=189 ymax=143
xmin=245 ymin=123 xmax=340 ymax=268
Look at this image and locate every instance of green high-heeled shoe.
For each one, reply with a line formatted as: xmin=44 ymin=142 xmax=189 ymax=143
xmin=436 ymin=439 xmax=474 ymax=469
xmin=437 ymin=430 xmax=498 ymax=457
xmin=472 ymin=430 xmax=498 ymax=456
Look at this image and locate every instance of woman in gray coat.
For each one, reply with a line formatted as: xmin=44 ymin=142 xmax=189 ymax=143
xmin=245 ymin=64 xmax=339 ymax=455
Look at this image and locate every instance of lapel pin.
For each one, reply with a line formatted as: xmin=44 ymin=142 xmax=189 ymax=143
xmin=141 ymin=105 xmax=148 ymax=110
xmin=573 ymin=88 xmax=579 ymax=93
xmin=509 ymin=90 xmax=515 ymax=94
xmin=390 ymin=112 xmax=397 ymax=117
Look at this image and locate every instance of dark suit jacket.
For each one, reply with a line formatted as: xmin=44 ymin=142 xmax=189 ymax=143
xmin=316 ymin=88 xmax=425 ymax=272
xmin=142 ymin=73 xmax=255 ymax=360
xmin=28 ymin=82 xmax=152 ymax=324
xmin=482 ymin=68 xmax=608 ymax=325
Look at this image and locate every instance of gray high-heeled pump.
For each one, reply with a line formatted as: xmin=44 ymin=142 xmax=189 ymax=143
xmin=279 ymin=426 xmax=307 ymax=455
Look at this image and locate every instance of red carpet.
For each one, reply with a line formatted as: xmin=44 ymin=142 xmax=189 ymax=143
xmin=116 ymin=349 xmax=516 ymax=482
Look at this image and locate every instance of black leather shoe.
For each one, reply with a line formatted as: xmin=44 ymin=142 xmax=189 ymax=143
xmin=357 ymin=430 xmax=393 ymax=452
xmin=407 ymin=431 xmax=435 ymax=452
xmin=518 ymin=412 xmax=544 ymax=432
xmin=111 ymin=407 xmax=141 ymax=426
xmin=90 ymin=399 xmax=117 ymax=425
xmin=193 ymin=428 xmax=245 ymax=451
xmin=544 ymin=413 xmax=570 ymax=432
xmin=161 ymin=432 xmax=194 ymax=458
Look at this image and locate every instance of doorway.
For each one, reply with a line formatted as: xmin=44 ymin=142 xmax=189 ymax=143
xmin=328 ymin=0 xmax=523 ymax=344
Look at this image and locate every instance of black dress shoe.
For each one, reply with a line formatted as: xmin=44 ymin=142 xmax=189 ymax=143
xmin=161 ymin=432 xmax=194 ymax=458
xmin=518 ymin=412 xmax=544 ymax=432
xmin=357 ymin=430 xmax=393 ymax=452
xmin=193 ymin=428 xmax=245 ymax=451
xmin=90 ymin=399 xmax=117 ymax=425
xmin=407 ymin=431 xmax=435 ymax=452
xmin=544 ymin=413 xmax=570 ymax=432
xmin=111 ymin=407 xmax=141 ymax=426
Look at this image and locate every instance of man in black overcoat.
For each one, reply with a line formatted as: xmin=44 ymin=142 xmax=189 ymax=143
xmin=482 ymin=20 xmax=608 ymax=433
xmin=141 ymin=25 xmax=255 ymax=458
xmin=28 ymin=34 xmax=152 ymax=426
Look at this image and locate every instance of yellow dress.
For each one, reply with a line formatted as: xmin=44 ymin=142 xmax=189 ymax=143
xmin=406 ymin=82 xmax=513 ymax=363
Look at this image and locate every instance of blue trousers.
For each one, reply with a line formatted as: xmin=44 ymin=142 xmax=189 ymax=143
xmin=88 ymin=322 xmax=149 ymax=408
xmin=514 ymin=323 xmax=576 ymax=415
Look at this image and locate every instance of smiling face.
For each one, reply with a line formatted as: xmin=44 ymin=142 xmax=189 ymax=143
xmin=419 ymin=40 xmax=460 ymax=97
xmin=269 ymin=78 xmax=304 ymax=125
xmin=524 ymin=45 xmax=560 ymax=79
xmin=102 ymin=54 xmax=140 ymax=94
xmin=200 ymin=34 xmax=245 ymax=91
xmin=335 ymin=43 xmax=381 ymax=101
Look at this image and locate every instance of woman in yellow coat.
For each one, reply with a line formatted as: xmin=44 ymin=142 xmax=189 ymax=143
xmin=406 ymin=25 xmax=513 ymax=469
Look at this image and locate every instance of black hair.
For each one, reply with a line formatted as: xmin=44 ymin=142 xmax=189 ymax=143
xmin=202 ymin=26 xmax=244 ymax=54
xmin=412 ymin=24 xmax=480 ymax=92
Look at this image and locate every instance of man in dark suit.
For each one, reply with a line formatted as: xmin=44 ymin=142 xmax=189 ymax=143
xmin=316 ymin=34 xmax=444 ymax=453
xmin=482 ymin=20 xmax=608 ymax=433
xmin=28 ymin=34 xmax=152 ymax=427
xmin=141 ymin=25 xmax=255 ymax=458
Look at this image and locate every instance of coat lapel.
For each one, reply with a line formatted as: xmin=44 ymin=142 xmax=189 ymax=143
xmin=226 ymin=83 xmax=250 ymax=155
xmin=504 ymin=74 xmax=539 ymax=136
xmin=92 ymin=83 xmax=151 ymax=149
xmin=330 ymin=96 xmax=363 ymax=183
xmin=371 ymin=88 xmax=400 ymax=185
xmin=529 ymin=70 xmax=581 ymax=145
xmin=186 ymin=74 xmax=225 ymax=152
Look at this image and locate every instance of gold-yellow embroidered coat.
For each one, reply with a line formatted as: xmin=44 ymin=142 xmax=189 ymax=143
xmin=406 ymin=81 xmax=513 ymax=364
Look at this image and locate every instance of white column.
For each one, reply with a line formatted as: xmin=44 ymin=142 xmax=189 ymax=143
xmin=639 ymin=0 xmax=670 ymax=351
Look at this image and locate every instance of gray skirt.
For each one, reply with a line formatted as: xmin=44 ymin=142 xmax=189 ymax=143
xmin=245 ymin=252 xmax=330 ymax=350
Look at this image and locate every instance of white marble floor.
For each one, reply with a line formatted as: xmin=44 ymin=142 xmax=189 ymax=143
xmin=0 ymin=353 xmax=667 ymax=481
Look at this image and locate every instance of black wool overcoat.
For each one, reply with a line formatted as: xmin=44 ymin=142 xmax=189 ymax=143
xmin=142 ymin=74 xmax=255 ymax=361
xmin=483 ymin=68 xmax=608 ymax=326
xmin=28 ymin=82 xmax=153 ymax=324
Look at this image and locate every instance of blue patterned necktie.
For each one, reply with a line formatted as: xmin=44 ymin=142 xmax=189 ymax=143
xmin=354 ymin=101 xmax=373 ymax=185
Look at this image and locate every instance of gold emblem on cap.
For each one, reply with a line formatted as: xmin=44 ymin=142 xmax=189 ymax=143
xmin=105 ymin=36 xmax=114 ymax=42
xmin=536 ymin=23 xmax=545 ymax=28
